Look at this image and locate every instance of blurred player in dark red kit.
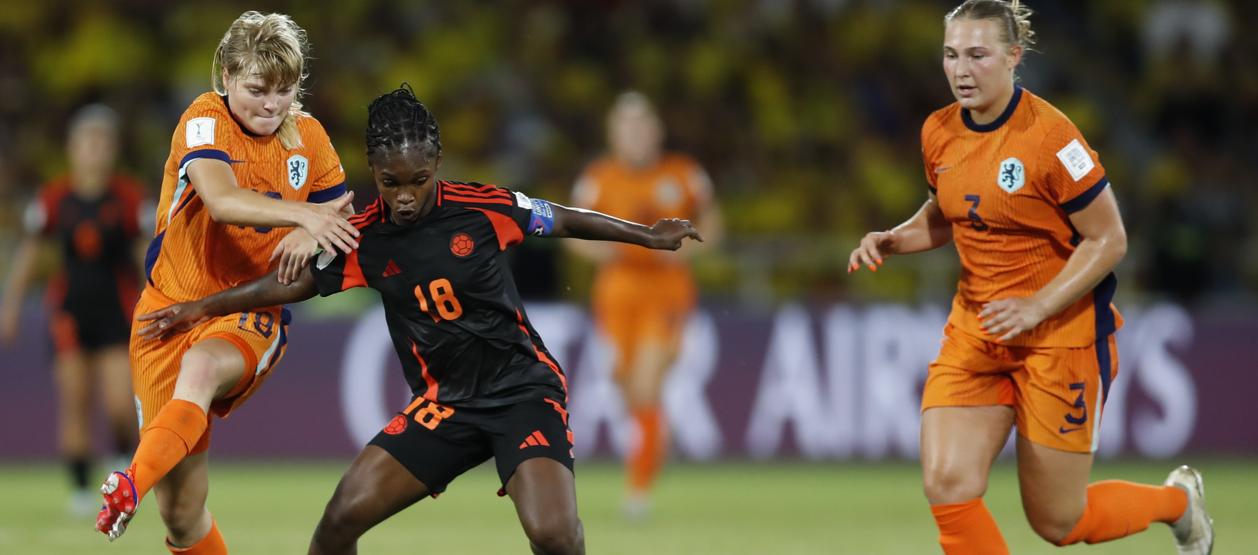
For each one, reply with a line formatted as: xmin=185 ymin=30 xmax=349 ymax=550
xmin=568 ymin=92 xmax=721 ymax=518
xmin=0 ymin=104 xmax=144 ymax=516
xmin=137 ymin=84 xmax=703 ymax=555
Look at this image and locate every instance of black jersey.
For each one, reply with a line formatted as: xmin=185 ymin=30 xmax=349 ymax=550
xmin=24 ymin=176 xmax=146 ymax=318
xmin=312 ymin=181 xmax=566 ymax=408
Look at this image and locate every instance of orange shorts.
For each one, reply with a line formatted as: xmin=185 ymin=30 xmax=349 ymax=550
xmin=592 ymin=267 xmax=695 ymax=376
xmin=921 ymin=323 xmax=1118 ymax=453
xmin=129 ymin=287 xmax=290 ymax=454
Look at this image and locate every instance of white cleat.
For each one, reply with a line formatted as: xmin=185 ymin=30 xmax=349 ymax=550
xmin=1165 ymin=465 xmax=1213 ymax=555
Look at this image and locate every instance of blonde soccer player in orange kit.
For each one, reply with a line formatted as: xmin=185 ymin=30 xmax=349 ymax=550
xmin=93 ymin=12 xmax=360 ymax=553
xmin=847 ymin=1 xmax=1213 ymax=553
xmin=568 ymin=92 xmax=721 ymax=518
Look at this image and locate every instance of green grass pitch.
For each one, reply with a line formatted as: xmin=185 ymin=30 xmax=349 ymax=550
xmin=1 ymin=459 xmax=1252 ymax=553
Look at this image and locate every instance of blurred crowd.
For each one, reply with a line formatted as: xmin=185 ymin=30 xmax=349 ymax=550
xmin=0 ymin=0 xmax=1253 ymax=311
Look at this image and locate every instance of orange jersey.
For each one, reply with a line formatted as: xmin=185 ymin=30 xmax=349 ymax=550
xmin=144 ymin=92 xmax=346 ymax=302
xmin=571 ymin=153 xmax=712 ymax=269
xmin=921 ymin=87 xmax=1121 ymax=347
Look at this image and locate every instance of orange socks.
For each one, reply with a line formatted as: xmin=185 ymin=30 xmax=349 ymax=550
xmin=167 ymin=519 xmax=227 ymax=554
xmin=130 ymin=399 xmax=208 ymax=501
xmin=930 ymin=498 xmax=1009 ymax=555
xmin=628 ymin=407 xmax=665 ymax=494
xmin=1056 ymin=480 xmax=1188 ymax=545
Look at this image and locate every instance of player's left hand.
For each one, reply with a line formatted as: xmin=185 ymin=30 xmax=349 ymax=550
xmin=647 ymin=218 xmax=703 ymax=250
xmin=270 ymin=229 xmax=320 ymax=285
xmin=979 ymin=296 xmax=1048 ymax=342
xmin=136 ymin=302 xmax=210 ymax=340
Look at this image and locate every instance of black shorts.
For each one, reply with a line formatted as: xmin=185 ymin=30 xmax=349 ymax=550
xmin=49 ymin=306 xmax=130 ymax=353
xmin=368 ymin=390 xmax=574 ymax=497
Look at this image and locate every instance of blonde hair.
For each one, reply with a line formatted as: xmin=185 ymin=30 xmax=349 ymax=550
xmin=211 ymin=11 xmax=309 ymax=149
xmin=946 ymin=0 xmax=1036 ymax=51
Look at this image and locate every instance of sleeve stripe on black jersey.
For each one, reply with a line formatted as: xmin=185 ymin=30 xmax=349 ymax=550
xmin=438 ymin=181 xmax=512 ymax=206
xmin=443 ymin=182 xmax=508 ymax=196
xmin=1060 ymin=176 xmax=1109 ymax=214
xmin=307 ymin=183 xmax=347 ymax=203
xmin=347 ymin=199 xmax=384 ymax=229
xmin=444 ymin=194 xmax=514 ymax=206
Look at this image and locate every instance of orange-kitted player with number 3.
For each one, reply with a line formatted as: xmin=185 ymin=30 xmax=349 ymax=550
xmin=137 ymin=85 xmax=703 ymax=554
xmin=847 ymin=1 xmax=1211 ymax=554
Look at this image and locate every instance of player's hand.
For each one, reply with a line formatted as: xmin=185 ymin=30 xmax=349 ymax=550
xmin=299 ymin=192 xmax=359 ymax=256
xmin=0 ymin=306 xmax=18 ymax=346
xmin=646 ymin=218 xmax=703 ymax=250
xmin=979 ymin=296 xmax=1049 ymax=342
xmin=848 ymin=231 xmax=896 ymax=273
xmin=136 ymin=302 xmax=210 ymax=340
xmin=270 ymin=229 xmax=319 ymax=285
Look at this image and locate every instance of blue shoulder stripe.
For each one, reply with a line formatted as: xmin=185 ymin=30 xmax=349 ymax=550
xmin=308 ymin=183 xmax=347 ymax=203
xmin=1060 ymin=176 xmax=1109 ymax=214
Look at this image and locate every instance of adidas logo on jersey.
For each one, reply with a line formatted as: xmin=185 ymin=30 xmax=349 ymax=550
xmin=518 ymin=430 xmax=550 ymax=449
xmin=382 ymin=259 xmax=402 ymax=278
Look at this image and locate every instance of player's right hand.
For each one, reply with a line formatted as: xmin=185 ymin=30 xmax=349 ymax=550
xmin=300 ymin=192 xmax=359 ymax=256
xmin=136 ymin=302 xmax=210 ymax=340
xmin=270 ymin=229 xmax=319 ymax=285
xmin=0 ymin=306 xmax=17 ymax=346
xmin=848 ymin=231 xmax=896 ymax=273
xmin=647 ymin=218 xmax=703 ymax=250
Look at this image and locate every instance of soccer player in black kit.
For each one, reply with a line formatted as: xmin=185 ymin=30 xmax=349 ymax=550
xmin=135 ymin=85 xmax=702 ymax=555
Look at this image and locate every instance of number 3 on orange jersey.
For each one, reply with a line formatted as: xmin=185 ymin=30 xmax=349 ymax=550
xmin=414 ymin=278 xmax=463 ymax=322
xmin=964 ymin=194 xmax=989 ymax=231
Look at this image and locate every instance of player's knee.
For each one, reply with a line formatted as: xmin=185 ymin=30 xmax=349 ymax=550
xmin=1026 ymin=507 xmax=1083 ymax=544
xmin=922 ymin=464 xmax=986 ymax=505
xmin=523 ymin=515 xmax=583 ymax=555
xmin=314 ymin=493 xmax=371 ymax=543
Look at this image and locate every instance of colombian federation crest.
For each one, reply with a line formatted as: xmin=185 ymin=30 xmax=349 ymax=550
xmin=287 ymin=154 xmax=309 ymax=191
xmin=997 ymin=157 xmax=1025 ymax=193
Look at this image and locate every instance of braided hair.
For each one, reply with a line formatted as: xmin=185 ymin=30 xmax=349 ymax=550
xmin=365 ymin=84 xmax=442 ymax=160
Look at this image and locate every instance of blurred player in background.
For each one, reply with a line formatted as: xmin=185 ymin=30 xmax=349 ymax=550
xmin=135 ymin=84 xmax=703 ymax=555
xmin=567 ymin=91 xmax=721 ymax=518
xmin=0 ymin=104 xmax=144 ymax=517
xmin=93 ymin=11 xmax=359 ymax=552
xmin=848 ymin=1 xmax=1212 ymax=553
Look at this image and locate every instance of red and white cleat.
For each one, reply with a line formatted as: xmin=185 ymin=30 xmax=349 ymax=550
xmin=96 ymin=471 xmax=138 ymax=541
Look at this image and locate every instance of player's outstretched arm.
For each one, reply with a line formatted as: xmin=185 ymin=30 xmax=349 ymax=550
xmin=849 ymin=192 xmax=951 ymax=272
xmin=186 ymin=158 xmax=359 ymax=255
xmin=548 ymin=202 xmax=703 ymax=250
xmin=135 ymin=267 xmax=318 ymax=340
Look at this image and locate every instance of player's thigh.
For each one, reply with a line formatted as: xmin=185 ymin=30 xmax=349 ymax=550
xmin=1015 ymin=434 xmax=1092 ymax=541
xmin=920 ymin=406 xmax=1014 ymax=504
xmin=505 ymin=458 xmax=580 ymax=542
xmin=52 ymin=349 xmax=91 ymax=409
xmin=493 ymin=396 xmax=579 ymax=538
xmin=171 ymin=337 xmax=248 ymax=404
xmin=321 ymin=445 xmax=432 ymax=532
xmin=592 ymin=283 xmax=644 ymax=368
xmin=94 ymin=344 xmax=137 ymax=421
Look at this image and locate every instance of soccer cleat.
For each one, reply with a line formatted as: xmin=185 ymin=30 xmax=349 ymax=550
xmin=1165 ymin=465 xmax=1213 ymax=555
xmin=96 ymin=470 xmax=138 ymax=541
